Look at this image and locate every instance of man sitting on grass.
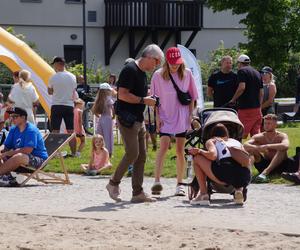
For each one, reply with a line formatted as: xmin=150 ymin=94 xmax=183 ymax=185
xmin=244 ymin=114 xmax=298 ymax=183
xmin=0 ymin=107 xmax=48 ymax=187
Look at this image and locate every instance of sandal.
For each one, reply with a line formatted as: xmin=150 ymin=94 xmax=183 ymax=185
xmin=190 ymin=193 xmax=210 ymax=205
xmin=234 ymin=190 xmax=244 ymax=205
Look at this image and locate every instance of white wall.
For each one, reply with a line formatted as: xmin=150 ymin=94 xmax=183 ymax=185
xmin=0 ymin=1 xmax=247 ymax=74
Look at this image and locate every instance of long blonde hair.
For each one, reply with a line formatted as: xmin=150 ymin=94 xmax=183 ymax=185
xmin=92 ymin=89 xmax=111 ymax=116
xmin=19 ymin=69 xmax=32 ymax=88
xmin=161 ymin=61 xmax=186 ymax=81
xmin=92 ymin=134 xmax=105 ymax=152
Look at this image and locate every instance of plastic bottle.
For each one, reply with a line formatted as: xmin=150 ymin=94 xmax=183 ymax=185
xmin=186 ymin=154 xmax=193 ymax=181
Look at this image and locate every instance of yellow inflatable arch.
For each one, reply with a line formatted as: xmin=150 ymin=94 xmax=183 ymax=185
xmin=0 ymin=27 xmax=54 ymax=116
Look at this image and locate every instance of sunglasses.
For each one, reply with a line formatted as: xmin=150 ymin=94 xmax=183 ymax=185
xmin=10 ymin=114 xmax=20 ymax=119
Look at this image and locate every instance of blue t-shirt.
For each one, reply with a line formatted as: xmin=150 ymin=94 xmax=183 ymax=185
xmin=4 ymin=123 xmax=48 ymax=160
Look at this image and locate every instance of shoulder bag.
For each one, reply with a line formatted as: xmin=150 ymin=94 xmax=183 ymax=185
xmin=169 ymin=73 xmax=192 ymax=105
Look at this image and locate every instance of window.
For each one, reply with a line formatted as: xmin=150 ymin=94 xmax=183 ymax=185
xmin=64 ymin=45 xmax=83 ymax=64
xmin=20 ymin=0 xmax=42 ymax=2
xmin=88 ymin=11 xmax=97 ymax=22
xmin=65 ymin=0 xmax=82 ymax=3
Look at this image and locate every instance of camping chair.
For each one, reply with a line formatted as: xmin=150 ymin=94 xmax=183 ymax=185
xmin=16 ymin=133 xmax=75 ymax=186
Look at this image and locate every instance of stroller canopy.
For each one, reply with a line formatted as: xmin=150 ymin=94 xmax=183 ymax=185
xmin=201 ymin=110 xmax=244 ymax=142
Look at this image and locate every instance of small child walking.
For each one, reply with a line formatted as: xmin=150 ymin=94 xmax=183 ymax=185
xmin=74 ymin=98 xmax=86 ymax=157
xmin=80 ymin=134 xmax=112 ymax=176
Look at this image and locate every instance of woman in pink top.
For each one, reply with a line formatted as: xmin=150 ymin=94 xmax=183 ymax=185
xmin=80 ymin=134 xmax=112 ymax=176
xmin=151 ymin=47 xmax=198 ymax=196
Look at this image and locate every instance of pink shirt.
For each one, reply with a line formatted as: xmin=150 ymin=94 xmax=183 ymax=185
xmin=74 ymin=108 xmax=85 ymax=135
xmin=151 ymin=68 xmax=198 ymax=134
xmin=93 ymin=148 xmax=110 ymax=170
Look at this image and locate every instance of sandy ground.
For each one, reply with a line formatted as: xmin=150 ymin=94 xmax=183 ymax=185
xmin=0 ymin=174 xmax=300 ymax=249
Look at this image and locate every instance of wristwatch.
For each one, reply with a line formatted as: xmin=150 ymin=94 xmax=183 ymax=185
xmin=139 ymin=97 xmax=144 ymax=104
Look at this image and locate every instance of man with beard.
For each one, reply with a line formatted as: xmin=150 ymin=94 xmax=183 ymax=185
xmin=207 ymin=55 xmax=238 ymax=108
xmin=244 ymin=114 xmax=298 ymax=182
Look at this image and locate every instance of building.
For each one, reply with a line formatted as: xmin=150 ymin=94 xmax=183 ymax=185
xmin=0 ymin=0 xmax=246 ymax=75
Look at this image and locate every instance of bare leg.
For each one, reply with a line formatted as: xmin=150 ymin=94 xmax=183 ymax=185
xmin=193 ymin=155 xmax=226 ymax=194
xmin=154 ymin=136 xmax=170 ymax=182
xmin=175 ymin=137 xmax=186 ymax=184
xmin=80 ymin=164 xmax=89 ymax=172
xmin=67 ymin=129 xmax=76 ymax=155
xmin=77 ymin=136 xmax=86 ymax=153
xmin=263 ymin=150 xmax=288 ymax=175
xmin=0 ymin=153 xmax=29 ymax=175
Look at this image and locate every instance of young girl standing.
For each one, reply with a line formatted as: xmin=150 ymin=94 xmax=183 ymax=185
xmin=92 ymin=83 xmax=114 ymax=157
xmin=151 ymin=47 xmax=198 ymax=196
xmin=74 ymin=98 xmax=86 ymax=157
xmin=80 ymin=134 xmax=112 ymax=176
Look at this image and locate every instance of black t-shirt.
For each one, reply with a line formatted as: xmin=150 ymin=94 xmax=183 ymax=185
xmin=117 ymin=62 xmax=147 ymax=122
xmin=237 ymin=66 xmax=263 ymax=109
xmin=77 ymin=84 xmax=91 ymax=102
xmin=208 ymin=71 xmax=238 ymax=107
xmin=77 ymin=84 xmax=90 ymax=94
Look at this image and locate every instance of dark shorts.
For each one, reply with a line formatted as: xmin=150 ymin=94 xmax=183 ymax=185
xmin=51 ymin=105 xmax=74 ymax=131
xmin=159 ymin=131 xmax=186 ymax=138
xmin=211 ymin=158 xmax=251 ymax=188
xmin=28 ymin=154 xmax=45 ymax=169
xmin=254 ymin=155 xmax=298 ymax=175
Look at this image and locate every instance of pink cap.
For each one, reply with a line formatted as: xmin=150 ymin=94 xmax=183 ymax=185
xmin=166 ymin=47 xmax=183 ymax=65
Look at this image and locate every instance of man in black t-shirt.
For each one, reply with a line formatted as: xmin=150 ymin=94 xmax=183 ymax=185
xmin=106 ymin=44 xmax=164 ymax=203
xmin=207 ymin=55 xmax=238 ymax=107
xmin=229 ymin=54 xmax=263 ymax=138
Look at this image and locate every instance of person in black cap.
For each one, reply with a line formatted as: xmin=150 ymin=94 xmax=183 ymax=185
xmin=48 ymin=56 xmax=77 ymax=156
xmin=261 ymin=66 xmax=277 ymax=116
xmin=0 ymin=107 xmax=48 ymax=186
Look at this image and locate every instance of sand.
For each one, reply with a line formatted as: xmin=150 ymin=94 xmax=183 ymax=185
xmin=0 ymin=174 xmax=299 ymax=249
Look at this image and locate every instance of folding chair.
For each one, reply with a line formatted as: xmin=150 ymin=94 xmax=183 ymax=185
xmin=16 ymin=133 xmax=75 ymax=186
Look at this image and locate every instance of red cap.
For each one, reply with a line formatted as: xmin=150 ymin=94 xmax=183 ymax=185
xmin=166 ymin=47 xmax=183 ymax=65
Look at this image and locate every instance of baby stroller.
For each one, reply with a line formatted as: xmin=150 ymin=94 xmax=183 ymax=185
xmin=185 ymin=108 xmax=248 ymax=202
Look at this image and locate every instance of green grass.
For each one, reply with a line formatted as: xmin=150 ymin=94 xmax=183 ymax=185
xmin=46 ymin=126 xmax=300 ymax=184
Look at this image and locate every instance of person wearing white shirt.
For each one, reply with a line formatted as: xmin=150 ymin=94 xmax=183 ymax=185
xmin=9 ymin=69 xmax=39 ymax=124
xmin=48 ymin=57 xmax=77 ymax=156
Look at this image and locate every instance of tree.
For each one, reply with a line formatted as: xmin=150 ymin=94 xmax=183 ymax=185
xmin=207 ymin=0 xmax=300 ymax=70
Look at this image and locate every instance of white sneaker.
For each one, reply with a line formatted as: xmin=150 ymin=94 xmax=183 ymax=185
xmin=106 ymin=183 xmax=122 ymax=202
xmin=174 ymin=184 xmax=186 ymax=196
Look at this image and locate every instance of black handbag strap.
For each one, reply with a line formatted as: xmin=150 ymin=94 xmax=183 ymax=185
xmin=148 ymin=106 xmax=156 ymax=124
xmin=169 ymin=73 xmax=182 ymax=93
